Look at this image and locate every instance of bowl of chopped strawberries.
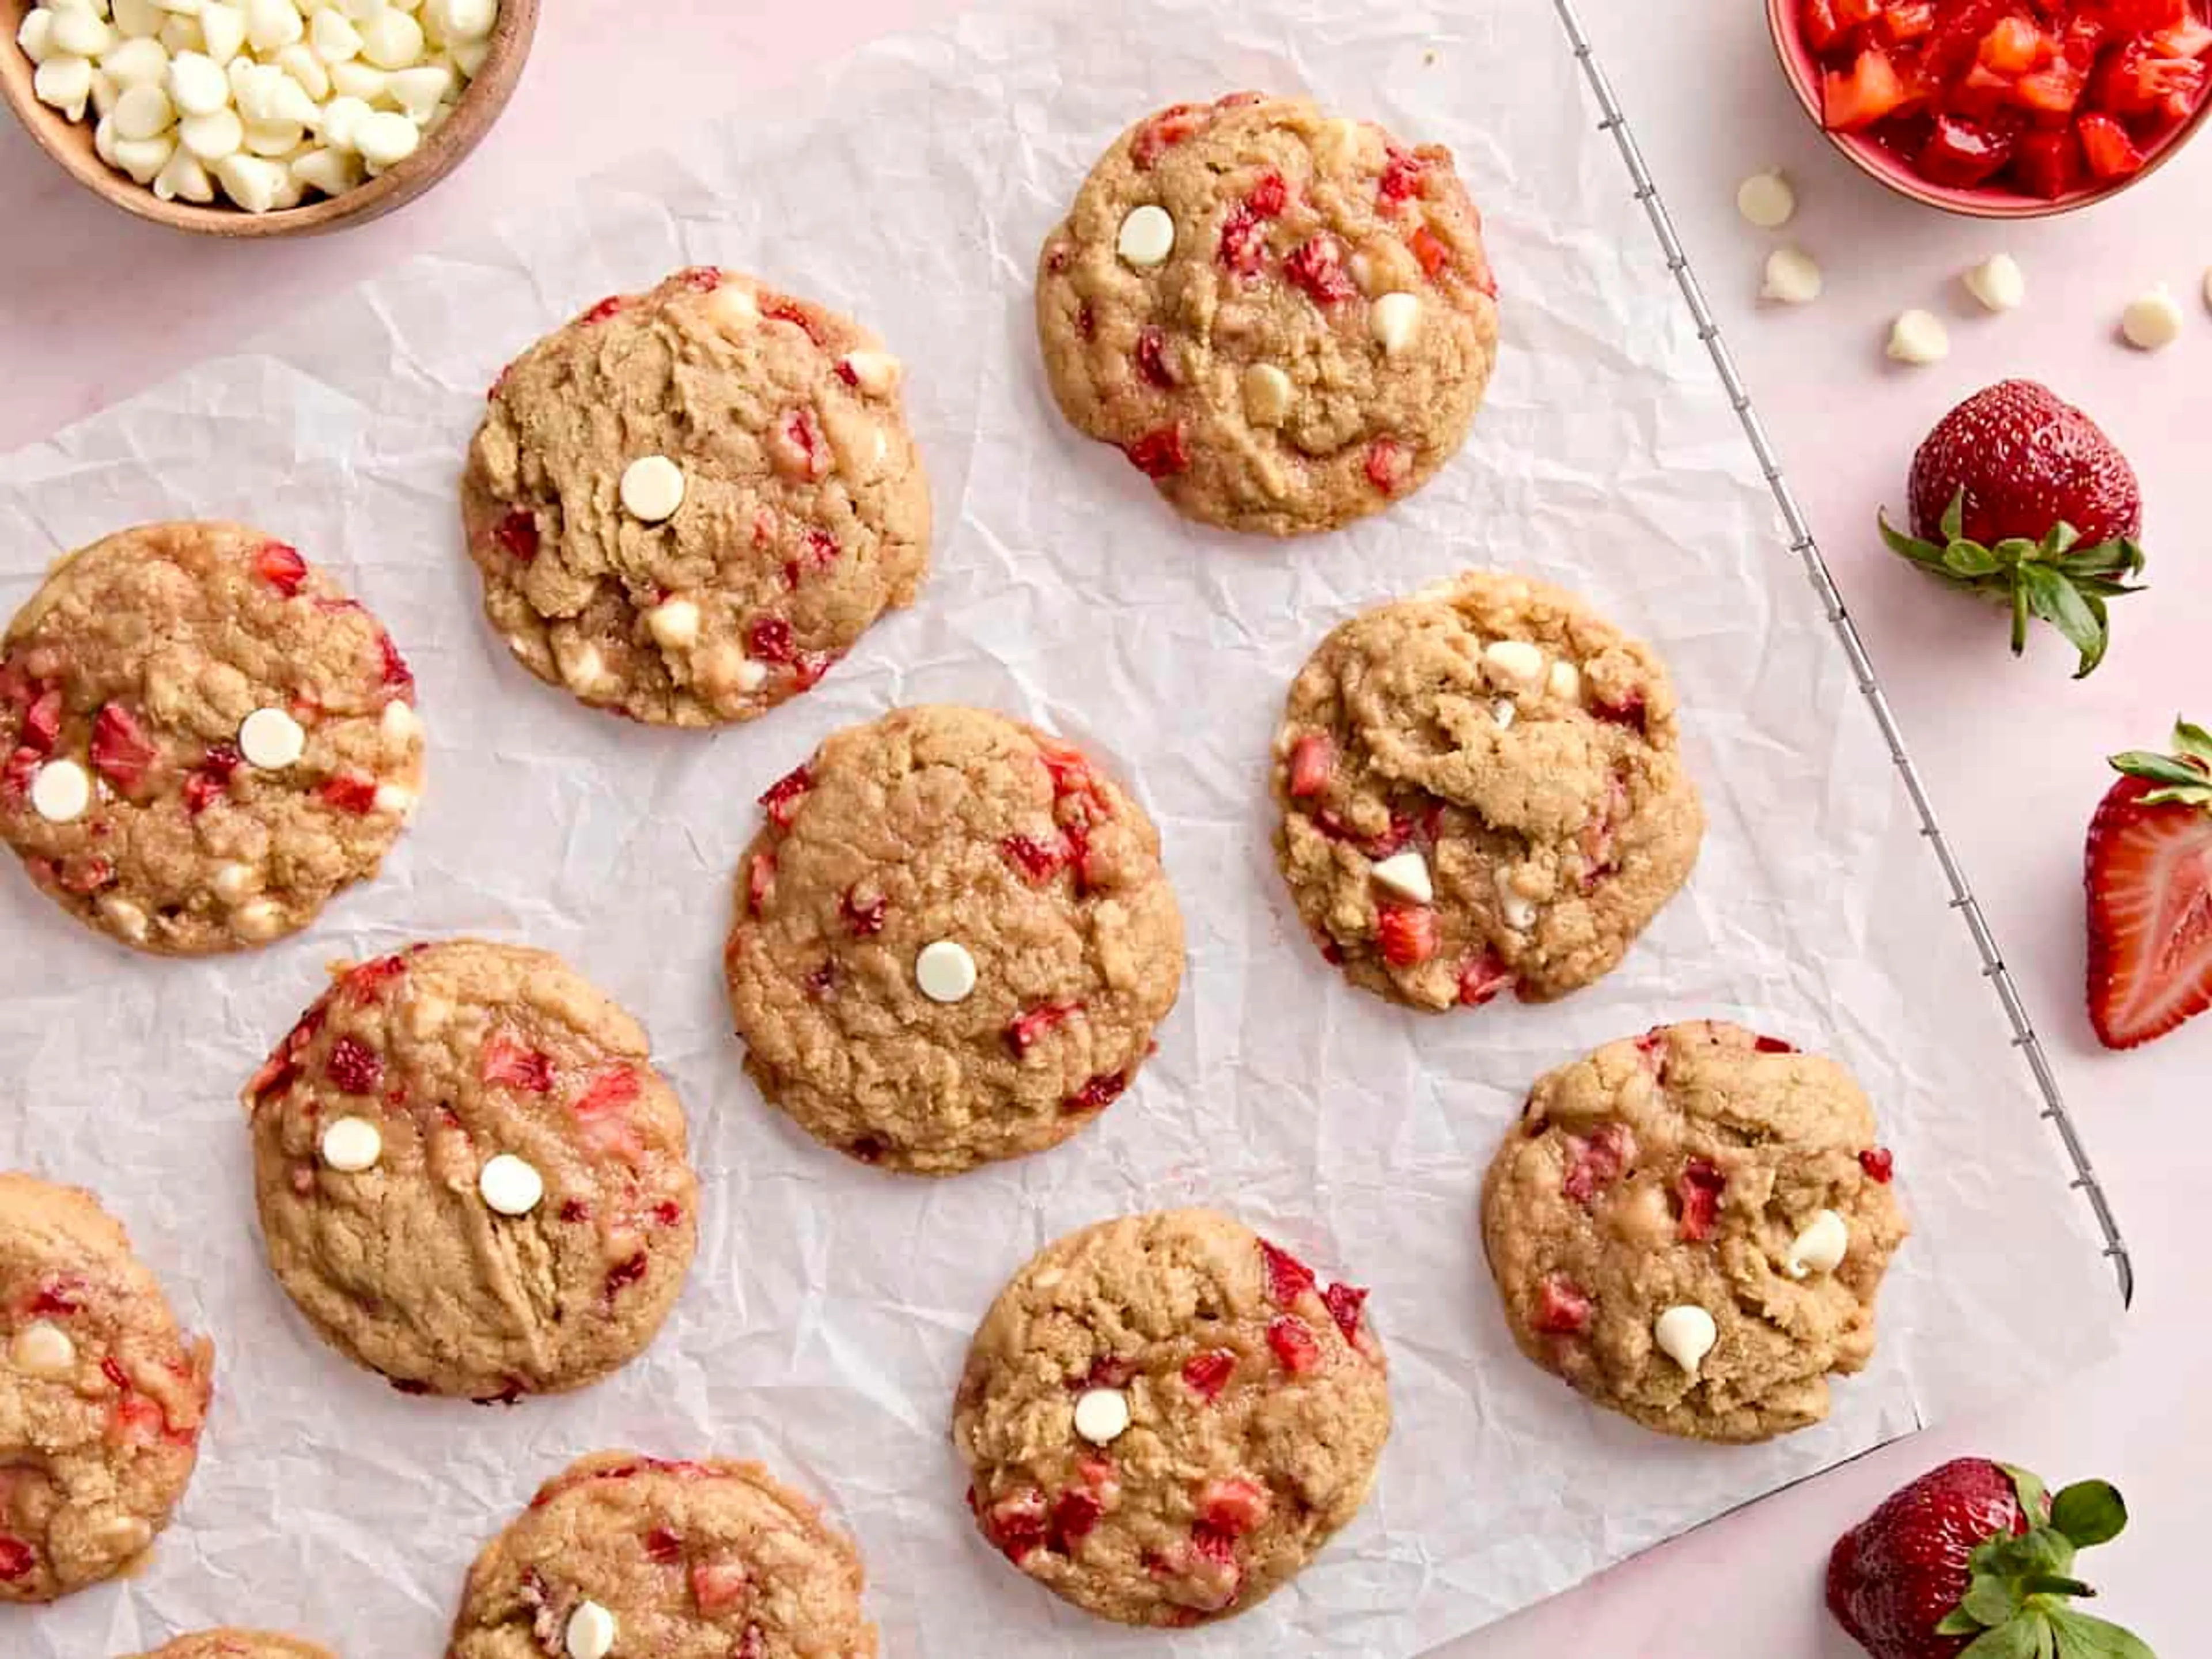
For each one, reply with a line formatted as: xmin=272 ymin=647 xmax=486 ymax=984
xmin=1770 ymin=0 xmax=2212 ymax=215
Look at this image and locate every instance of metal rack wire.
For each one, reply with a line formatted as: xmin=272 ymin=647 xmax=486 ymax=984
xmin=1549 ymin=0 xmax=2133 ymax=1305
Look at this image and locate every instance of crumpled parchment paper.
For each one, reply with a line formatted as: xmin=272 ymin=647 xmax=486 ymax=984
xmin=0 ymin=1 xmax=2122 ymax=1655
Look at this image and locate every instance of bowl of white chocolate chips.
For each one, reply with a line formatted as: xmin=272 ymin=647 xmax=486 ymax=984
xmin=3 ymin=0 xmax=536 ymax=236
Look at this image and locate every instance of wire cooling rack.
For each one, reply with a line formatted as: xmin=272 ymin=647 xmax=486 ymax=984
xmin=1549 ymin=0 xmax=2132 ymax=1305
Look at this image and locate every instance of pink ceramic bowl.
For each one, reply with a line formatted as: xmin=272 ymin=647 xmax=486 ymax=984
xmin=1766 ymin=0 xmax=2212 ymax=218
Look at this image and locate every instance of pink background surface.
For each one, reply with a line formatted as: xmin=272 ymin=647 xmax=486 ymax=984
xmin=1 ymin=3 xmax=2204 ymax=1654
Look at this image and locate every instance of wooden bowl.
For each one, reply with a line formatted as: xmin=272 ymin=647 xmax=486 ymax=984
xmin=0 ymin=0 xmax=536 ymax=237
xmin=1766 ymin=0 xmax=2212 ymax=218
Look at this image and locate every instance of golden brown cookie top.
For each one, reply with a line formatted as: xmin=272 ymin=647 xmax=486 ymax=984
xmin=1037 ymin=93 xmax=1499 ymax=535
xmin=1480 ymin=1021 xmax=1910 ymax=1443
xmin=464 ymin=267 xmax=931 ymax=726
xmin=128 ymin=1631 xmax=335 ymax=1659
xmin=0 ymin=521 xmax=423 ymax=956
xmin=954 ymin=1209 xmax=1389 ymax=1627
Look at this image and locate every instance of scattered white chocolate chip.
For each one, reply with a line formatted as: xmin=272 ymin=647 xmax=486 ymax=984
xmin=1483 ymin=639 xmax=1546 ymax=688
xmin=34 ymin=53 xmax=94 ymax=120
xmin=1073 ymin=1387 xmax=1132 ymax=1446
xmin=319 ymin=1115 xmax=382 ymax=1172
xmin=1369 ymin=851 xmax=1434 ymax=905
xmin=646 ymin=598 xmax=700 ymax=652
xmin=556 ymin=641 xmax=609 ymax=695
xmin=165 ymin=48 xmax=228 ymax=114
xmin=478 ymin=1153 xmax=543 ymax=1217
xmin=619 ymin=454 xmax=686 ymax=524
xmin=707 ymin=282 xmax=758 ymax=334
xmin=1495 ymin=868 xmax=1538 ymax=933
xmin=111 ymin=81 xmax=173 ymax=139
xmin=98 ymin=894 xmax=150 ymax=943
xmin=212 ymin=862 xmax=259 ymax=904
xmin=733 ymin=657 xmax=768 ymax=693
xmin=837 ymin=350 xmax=901 ymax=396
xmin=1369 ymin=291 xmax=1422 ymax=358
xmin=1546 ymin=659 xmax=1581 ymax=703
xmin=2121 ymin=285 xmax=2184 ymax=351
xmin=1241 ymin=362 xmax=1293 ymax=427
xmin=353 ymin=107 xmax=418 ymax=170
xmin=564 ymin=1603 xmax=617 ymax=1659
xmin=372 ymin=782 xmax=415 ymax=819
xmin=1116 ymin=202 xmax=1176 ymax=268
xmin=10 ymin=1320 xmax=76 ymax=1378
xmin=1962 ymin=253 xmax=2025 ymax=313
xmin=1760 ymin=247 xmax=1823 ymax=305
xmin=237 ymin=705 xmax=305 ymax=770
xmin=1886 ymin=309 xmax=1950 ymax=366
xmin=1489 ymin=698 xmax=1517 ymax=730
xmin=230 ymin=899 xmax=285 ymax=942
xmin=1735 ymin=168 xmax=1796 ymax=229
xmin=380 ymin=698 xmax=420 ymax=750
xmin=31 ymin=759 xmax=90 ymax=824
xmin=1784 ymin=1209 xmax=1849 ymax=1279
xmin=1653 ymin=1304 xmax=1718 ymax=1376
xmin=915 ymin=940 xmax=978 ymax=1004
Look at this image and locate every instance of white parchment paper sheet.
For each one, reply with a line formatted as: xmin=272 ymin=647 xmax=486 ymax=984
xmin=0 ymin=2 xmax=2123 ymax=1654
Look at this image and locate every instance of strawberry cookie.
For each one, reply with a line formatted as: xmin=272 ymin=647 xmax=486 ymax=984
xmin=244 ymin=940 xmax=698 ymax=1399
xmin=1274 ymin=571 xmax=1703 ymax=1011
xmin=1480 ymin=1022 xmax=1909 ymax=1442
xmin=464 ymin=267 xmax=931 ymax=726
xmin=954 ymin=1209 xmax=1389 ymax=1627
xmin=0 ymin=521 xmax=424 ymax=955
xmin=1036 ymin=93 xmax=1499 ymax=535
xmin=445 ymin=1451 xmax=877 ymax=1659
xmin=0 ymin=1173 xmax=214 ymax=1601
xmin=724 ymin=705 xmax=1184 ymax=1175
xmin=130 ymin=1635 xmax=334 ymax=1658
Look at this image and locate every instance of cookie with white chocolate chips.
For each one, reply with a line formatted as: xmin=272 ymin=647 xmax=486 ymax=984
xmin=463 ymin=267 xmax=931 ymax=726
xmin=724 ymin=705 xmax=1185 ymax=1175
xmin=1273 ymin=570 xmax=1703 ymax=1010
xmin=1479 ymin=1021 xmax=1909 ymax=1443
xmin=129 ymin=1634 xmax=335 ymax=1659
xmin=244 ymin=939 xmax=697 ymax=1399
xmin=1037 ymin=93 xmax=1499 ymax=535
xmin=0 ymin=521 xmax=425 ymax=955
xmin=0 ymin=1173 xmax=214 ymax=1603
xmin=954 ymin=1209 xmax=1388 ymax=1627
xmin=446 ymin=1452 xmax=877 ymax=1659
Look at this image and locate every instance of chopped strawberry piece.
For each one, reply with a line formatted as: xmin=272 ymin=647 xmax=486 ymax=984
xmin=482 ymin=1031 xmax=554 ymax=1093
xmin=21 ymin=690 xmax=61 ymax=755
xmin=377 ymin=633 xmax=414 ymax=698
xmin=1457 ymin=950 xmax=1514 ymax=1006
xmin=1536 ymin=1275 xmax=1592 ymax=1335
xmin=257 ymin=541 xmax=308 ymax=595
xmin=320 ymin=773 xmax=378 ymax=815
xmin=733 ymin=1630 xmax=764 ymax=1659
xmin=803 ymin=961 xmax=835 ymax=999
xmin=1285 ymin=234 xmax=1357 ymax=304
xmin=676 ymin=266 xmax=722 ymax=293
xmin=774 ymin=407 xmax=828 ymax=480
xmin=605 ymin=1253 xmax=649 ymax=1297
xmin=1823 ymin=45 xmax=1912 ymax=129
xmin=89 ymin=703 xmax=157 ymax=792
xmin=58 ymin=856 xmax=115 ymax=896
xmin=984 ymin=1489 xmax=1050 ymax=1563
xmin=644 ymin=1526 xmax=683 ymax=1564
xmin=2016 ymin=62 xmax=2089 ymax=113
xmin=1266 ymin=1314 xmax=1323 ymax=1375
xmin=757 ymin=763 xmax=813 ymax=829
xmin=1918 ymin=112 xmax=2020 ymax=187
xmin=840 ymin=886 xmax=888 ymax=935
xmin=1182 ymin=1349 xmax=1236 ymax=1400
xmin=493 ymin=508 xmax=539 ymax=563
xmin=690 ymin=1558 xmax=751 ymax=1614
xmin=999 ymin=833 xmax=1067 ymax=881
xmin=1859 ymin=1147 xmax=1896 ymax=1183
xmin=799 ymin=528 xmax=839 ymax=575
xmin=1246 ymin=169 xmax=1289 ymax=215
xmin=1258 ymin=1238 xmax=1317 ymax=1305
xmin=582 ymin=296 xmax=625 ymax=324
xmin=0 ymin=1537 xmax=32 ymax=1580
xmin=1126 ymin=423 xmax=1191 ymax=478
xmin=1378 ymin=147 xmax=1426 ymax=200
xmin=1075 ymin=300 xmax=1095 ymax=339
xmin=184 ymin=744 xmax=241 ymax=815
xmin=2010 ymin=127 xmax=2083 ymax=198
xmin=1 ymin=748 xmax=37 ymax=800
xmin=747 ymin=851 xmax=775 ymax=916
xmin=1677 ymin=1158 xmax=1727 ymax=1242
xmin=1880 ymin=1 xmax=1935 ymax=42
xmin=110 ymin=1393 xmax=166 ymax=1446
xmin=1051 ymin=1488 xmax=1105 ymax=1548
xmin=1074 ymin=1354 xmax=1135 ymax=1391
xmin=1322 ymin=1282 xmax=1368 ymax=1342
xmin=1005 ymin=1001 xmax=1081 ymax=1056
xmin=574 ymin=1066 xmax=642 ymax=1121
xmin=1134 ymin=324 xmax=1176 ymax=388
xmin=1591 ymin=690 xmax=1648 ymax=733
xmin=1217 ymin=202 xmax=1269 ymax=276
xmin=1287 ymin=733 xmax=1333 ymax=799
xmin=343 ymin=954 xmax=407 ymax=1005
xmin=1198 ymin=1477 xmax=1272 ymax=1536
xmin=28 ymin=1281 xmax=81 ymax=1316
xmin=1376 ymin=903 xmax=1438 ymax=967
xmin=1407 ymin=224 xmax=1452 ymax=279
xmin=1131 ymin=102 xmax=1211 ymax=168
xmin=1150 ymin=1525 xmax=1244 ymax=1612
xmin=746 ymin=616 xmax=795 ymax=665
xmin=1064 ymin=1071 xmax=1127 ymax=1114
xmin=325 ymin=1036 xmax=383 ymax=1096
xmin=1979 ymin=14 xmax=2045 ymax=72
xmin=1364 ymin=436 xmax=1410 ymax=493
xmin=1562 ymin=1120 xmax=1637 ymax=1204
xmin=2077 ymin=112 xmax=2147 ymax=180
xmin=1753 ymin=1034 xmax=1797 ymax=1054
xmin=759 ymin=297 xmax=824 ymax=344
xmin=559 ymin=1199 xmax=592 ymax=1223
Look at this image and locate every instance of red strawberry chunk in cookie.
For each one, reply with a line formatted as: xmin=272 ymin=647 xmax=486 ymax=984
xmin=1561 ymin=1120 xmax=1636 ymax=1204
xmin=481 ymin=1031 xmax=554 ymax=1093
xmin=1408 ymin=224 xmax=1451 ymax=279
xmin=1258 ymin=1237 xmax=1316 ymax=1305
xmin=757 ymin=764 xmax=813 ymax=829
xmin=1152 ymin=1524 xmax=1243 ymax=1612
xmin=604 ymin=1253 xmax=649 ymax=1297
xmin=1457 ymin=950 xmax=1514 ymax=1007
xmin=0 ymin=1537 xmax=32 ymax=1580
xmin=21 ymin=690 xmax=61 ymax=755
xmin=1182 ymin=1349 xmax=1237 ymax=1400
xmin=999 ymin=833 xmax=1067 ymax=882
xmin=986 ymin=1489 xmax=1050 ymax=1565
xmin=320 ymin=773 xmax=378 ymax=815
xmin=325 ymin=1035 xmax=383 ymax=1096
xmin=1126 ymin=423 xmax=1191 ymax=478
xmin=1379 ymin=147 xmax=1426 ymax=201
xmin=1131 ymin=101 xmax=1211 ymax=168
xmin=1063 ymin=1071 xmax=1127 ymax=1114
xmin=1322 ymin=1281 xmax=1368 ymax=1342
xmin=184 ymin=743 xmax=243 ymax=816
xmin=1536 ymin=1274 xmax=1591 ymax=1335
xmin=1051 ymin=1487 xmax=1105 ymax=1548
xmin=690 ymin=1557 xmax=750 ymax=1614
xmin=644 ymin=1525 xmax=683 ymax=1564
xmin=747 ymin=851 xmax=775 ymax=917
xmin=760 ymin=296 xmax=825 ymax=345
xmin=1376 ymin=903 xmax=1437 ymax=967
xmin=1134 ymin=325 xmax=1177 ymax=388
xmin=257 ymin=540 xmax=308 ymax=594
xmin=1005 ymin=1001 xmax=1081 ymax=1056
xmin=572 ymin=1066 xmax=643 ymax=1161
xmin=1266 ymin=1314 xmax=1323 ymax=1375
xmin=1198 ymin=1476 xmax=1272 ymax=1536
xmin=1859 ymin=1147 xmax=1896 ymax=1183
xmin=1287 ymin=733 xmax=1333 ymax=799
xmin=1676 ymin=1157 xmax=1726 ymax=1242
xmin=90 ymin=703 xmax=157 ymax=792
xmin=1364 ymin=436 xmax=1410 ymax=493
xmin=493 ymin=509 xmax=539 ymax=563
xmin=840 ymin=886 xmax=888 ymax=936
xmin=1285 ymin=234 xmax=1357 ymax=304
xmin=773 ymin=408 xmax=830 ymax=481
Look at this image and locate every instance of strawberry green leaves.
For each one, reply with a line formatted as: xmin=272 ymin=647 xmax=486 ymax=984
xmin=1878 ymin=489 xmax=2147 ymax=679
xmin=1932 ymin=1472 xmax=2154 ymax=1659
xmin=2109 ymin=721 xmax=2212 ymax=810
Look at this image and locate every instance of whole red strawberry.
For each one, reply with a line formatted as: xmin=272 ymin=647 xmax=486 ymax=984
xmin=2086 ymin=719 xmax=2212 ymax=1050
xmin=1880 ymin=380 xmax=2147 ymax=677
xmin=1827 ymin=1457 xmax=2150 ymax=1659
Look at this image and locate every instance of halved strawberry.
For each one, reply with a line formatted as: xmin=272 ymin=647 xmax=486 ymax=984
xmin=1375 ymin=904 xmax=1437 ymax=967
xmin=2085 ymin=719 xmax=2212 ymax=1049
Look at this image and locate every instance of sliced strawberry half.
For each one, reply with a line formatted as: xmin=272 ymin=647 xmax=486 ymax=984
xmin=2085 ymin=719 xmax=2212 ymax=1048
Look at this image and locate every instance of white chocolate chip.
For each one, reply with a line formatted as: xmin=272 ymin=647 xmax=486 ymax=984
xmin=1760 ymin=247 xmax=1823 ymax=305
xmin=97 ymin=895 xmax=150 ymax=943
xmin=1495 ymin=868 xmax=1538 ymax=933
xmin=319 ymin=1115 xmax=382 ymax=1172
xmin=240 ymin=0 xmax=298 ymax=52
xmin=2122 ymin=285 xmax=2184 ymax=351
xmin=1116 ymin=203 xmax=1176 ymax=268
xmin=914 ymin=940 xmax=978 ymax=1004
xmin=430 ymin=0 xmax=495 ymax=43
xmin=1483 ymin=639 xmax=1546 ymax=688
xmin=327 ymin=56 xmax=385 ymax=102
xmin=354 ymin=108 xmax=419 ymax=170
xmin=275 ymin=40 xmax=328 ymax=99
xmin=50 ymin=7 xmax=113 ymax=56
xmin=1489 ymin=698 xmax=1517 ymax=730
xmin=1072 ymin=1387 xmax=1132 ymax=1445
xmin=1547 ymin=659 xmax=1582 ymax=703
xmin=111 ymin=81 xmax=175 ymax=139
xmin=115 ymin=0 xmax=166 ymax=36
xmin=212 ymin=861 xmax=259 ymax=904
xmin=291 ymin=143 xmax=357 ymax=196
xmin=1734 ymin=168 xmax=1796 ymax=229
xmin=237 ymin=705 xmax=306 ymax=769
xmin=564 ymin=1603 xmax=617 ymax=1659
xmin=646 ymin=598 xmax=700 ymax=652
xmin=1241 ymin=362 xmax=1293 ymax=427
xmin=355 ymin=6 xmax=422 ymax=69
xmin=103 ymin=36 xmax=169 ymax=86
xmin=230 ymin=899 xmax=284 ymax=941
xmin=556 ymin=640 xmax=609 ymax=695
xmin=1785 ymin=1209 xmax=1849 ymax=1279
xmin=707 ymin=283 xmax=758 ymax=334
xmin=733 ymin=657 xmax=768 ymax=693
xmin=11 ymin=1320 xmax=76 ymax=1378
xmin=619 ymin=454 xmax=687 ymax=524
xmin=114 ymin=131 xmax=176 ymax=184
xmin=1886 ymin=309 xmax=1950 ymax=366
xmin=31 ymin=760 xmax=91 ymax=824
xmin=1653 ymin=1305 xmax=1718 ymax=1376
xmin=478 ymin=1153 xmax=544 ymax=1217
xmin=836 ymin=350 xmax=901 ymax=396
xmin=153 ymin=146 xmax=211 ymax=202
xmin=35 ymin=54 xmax=95 ymax=120
xmin=92 ymin=1514 xmax=153 ymax=1557
xmin=1369 ymin=851 xmax=1433 ymax=905
xmin=387 ymin=61 xmax=451 ymax=119
xmin=312 ymin=93 xmax=372 ymax=150
xmin=372 ymin=782 xmax=415 ymax=819
xmin=1963 ymin=253 xmax=2025 ymax=313
xmin=195 ymin=0 xmax=242 ymax=63
xmin=308 ymin=5 xmax=359 ymax=62
xmin=378 ymin=698 xmax=419 ymax=751
xmin=16 ymin=9 xmax=56 ymax=63
xmin=1369 ymin=291 xmax=1422 ymax=358
xmin=165 ymin=48 xmax=227 ymax=113
xmin=211 ymin=149 xmax=286 ymax=209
